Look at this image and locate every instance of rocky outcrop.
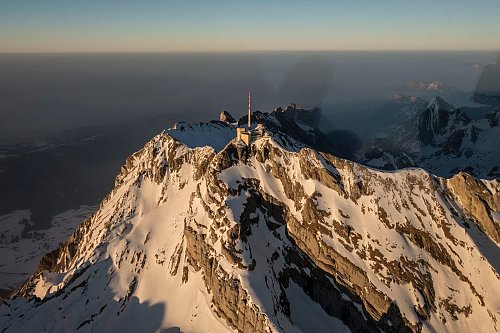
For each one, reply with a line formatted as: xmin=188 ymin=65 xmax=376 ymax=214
xmin=220 ymin=111 xmax=237 ymax=123
xmin=417 ymin=97 xmax=464 ymax=145
xmin=184 ymin=225 xmax=272 ymax=333
xmin=278 ymin=104 xmax=322 ymax=128
xmin=445 ymin=172 xmax=500 ymax=244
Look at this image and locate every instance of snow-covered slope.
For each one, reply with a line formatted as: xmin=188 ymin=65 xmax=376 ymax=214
xmin=168 ymin=121 xmax=236 ymax=152
xmin=362 ymin=96 xmax=500 ymax=179
xmin=1 ymin=123 xmax=498 ymax=332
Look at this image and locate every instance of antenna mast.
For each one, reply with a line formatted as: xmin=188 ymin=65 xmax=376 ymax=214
xmin=248 ymin=91 xmax=251 ymax=129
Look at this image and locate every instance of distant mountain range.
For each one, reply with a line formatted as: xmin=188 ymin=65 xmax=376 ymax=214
xmin=361 ymin=95 xmax=500 ymax=179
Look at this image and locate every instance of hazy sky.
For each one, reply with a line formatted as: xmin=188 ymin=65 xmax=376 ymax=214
xmin=1 ymin=0 xmax=500 ymax=52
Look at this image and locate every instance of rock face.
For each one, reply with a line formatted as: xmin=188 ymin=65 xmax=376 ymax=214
xmin=1 ymin=122 xmax=498 ymax=333
xmin=279 ymin=104 xmax=322 ymax=128
xmin=361 ymin=96 xmax=500 ymax=179
xmin=444 ymin=172 xmax=500 ymax=244
xmin=220 ymin=111 xmax=237 ymax=123
xmin=417 ymin=97 xmax=459 ymax=145
xmin=239 ymin=104 xmax=354 ymax=158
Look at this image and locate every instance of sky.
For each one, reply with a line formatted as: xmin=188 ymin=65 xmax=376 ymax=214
xmin=1 ymin=0 xmax=500 ymax=52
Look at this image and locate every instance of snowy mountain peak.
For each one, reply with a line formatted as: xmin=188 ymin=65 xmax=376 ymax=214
xmin=166 ymin=104 xmax=357 ymax=161
xmin=425 ymin=96 xmax=454 ymax=112
xmin=1 ymin=119 xmax=499 ymax=332
xmin=417 ymin=97 xmax=467 ymax=145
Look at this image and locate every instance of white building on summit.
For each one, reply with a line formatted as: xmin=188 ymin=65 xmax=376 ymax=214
xmin=236 ymin=92 xmax=264 ymax=145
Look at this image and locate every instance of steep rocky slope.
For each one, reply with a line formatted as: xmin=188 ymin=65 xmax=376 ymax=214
xmin=1 ymin=123 xmax=498 ymax=332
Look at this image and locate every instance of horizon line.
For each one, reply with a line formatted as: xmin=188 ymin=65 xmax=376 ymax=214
xmin=0 ymin=49 xmax=498 ymax=55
